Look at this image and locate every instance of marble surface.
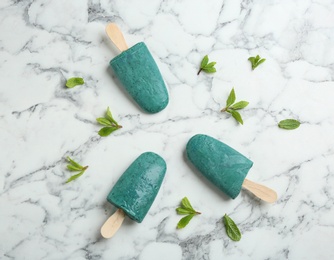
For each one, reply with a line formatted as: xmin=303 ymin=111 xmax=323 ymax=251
xmin=1 ymin=0 xmax=334 ymax=259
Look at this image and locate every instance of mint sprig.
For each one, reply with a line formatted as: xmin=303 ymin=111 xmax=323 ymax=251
xmin=97 ymin=107 xmax=122 ymax=137
xmin=176 ymin=197 xmax=201 ymax=229
xmin=278 ymin=119 xmax=300 ymax=130
xmin=248 ymin=55 xmax=266 ymax=70
xmin=66 ymin=77 xmax=84 ymax=88
xmin=197 ymin=55 xmax=216 ymax=75
xmin=221 ymin=88 xmax=249 ymax=125
xmin=223 ymin=214 xmax=241 ymax=241
xmin=66 ymin=157 xmax=88 ymax=183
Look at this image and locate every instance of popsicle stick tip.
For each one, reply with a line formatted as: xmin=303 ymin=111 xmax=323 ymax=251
xmin=242 ymin=179 xmax=278 ymax=203
xmin=105 ymin=23 xmax=128 ymax=52
xmin=101 ymin=208 xmax=126 ymax=239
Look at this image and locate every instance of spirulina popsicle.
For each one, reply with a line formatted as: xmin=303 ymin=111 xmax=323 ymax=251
xmin=186 ymin=134 xmax=277 ymax=202
xmin=101 ymin=152 xmax=167 ymax=238
xmin=106 ymin=23 xmax=169 ymax=114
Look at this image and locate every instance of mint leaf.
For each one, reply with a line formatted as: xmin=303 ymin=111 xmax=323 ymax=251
xmin=96 ymin=118 xmax=112 ymax=126
xmin=176 ymin=197 xmax=201 ymax=229
xmin=229 ymin=109 xmax=244 ymax=125
xmin=176 ymin=207 xmax=193 ymax=215
xmin=66 ymin=171 xmax=85 ymax=183
xmin=97 ymin=107 xmax=122 ymax=137
xmin=67 ymin=157 xmax=83 ymax=169
xmin=106 ymin=107 xmax=118 ymax=125
xmin=221 ymin=88 xmax=248 ymax=125
xmin=67 ymin=164 xmax=82 ymax=171
xmin=177 ymin=214 xmax=195 ymax=229
xmin=230 ymin=101 xmax=249 ymax=110
xmin=66 ymin=77 xmax=84 ymax=88
xmin=65 ymin=158 xmax=88 ymax=184
xmin=98 ymin=126 xmax=118 ymax=137
xmin=202 ymin=67 xmax=216 ymax=73
xmin=257 ymin=58 xmax=266 ymax=66
xmin=181 ymin=197 xmax=194 ymax=211
xmin=206 ymin=62 xmax=216 ymax=68
xmin=226 ymin=88 xmax=236 ymax=107
xmin=248 ymin=55 xmax=266 ymax=70
xmin=198 ymin=55 xmax=216 ymax=75
xmin=223 ymin=214 xmax=241 ymax=241
xmin=278 ymin=119 xmax=300 ymax=130
xmin=200 ymin=55 xmax=209 ymax=68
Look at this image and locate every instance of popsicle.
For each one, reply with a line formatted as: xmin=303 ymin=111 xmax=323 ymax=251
xmin=106 ymin=23 xmax=169 ymax=114
xmin=186 ymin=134 xmax=277 ymax=202
xmin=101 ymin=152 xmax=167 ymax=238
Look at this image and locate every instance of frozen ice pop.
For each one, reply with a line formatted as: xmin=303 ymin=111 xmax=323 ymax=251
xmin=106 ymin=23 xmax=169 ymax=114
xmin=101 ymin=152 xmax=166 ymax=238
xmin=186 ymin=134 xmax=277 ymax=202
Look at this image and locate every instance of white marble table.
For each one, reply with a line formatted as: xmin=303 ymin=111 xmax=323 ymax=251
xmin=1 ymin=0 xmax=334 ymax=259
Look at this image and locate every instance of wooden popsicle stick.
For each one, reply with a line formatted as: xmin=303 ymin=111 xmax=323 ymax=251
xmin=242 ymin=179 xmax=277 ymax=203
xmin=101 ymin=208 xmax=126 ymax=238
xmin=105 ymin=23 xmax=128 ymax=52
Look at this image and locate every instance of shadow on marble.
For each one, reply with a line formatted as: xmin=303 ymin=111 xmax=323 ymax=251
xmin=60 ymin=76 xmax=68 ymax=89
xmin=241 ymin=187 xmax=272 ymax=208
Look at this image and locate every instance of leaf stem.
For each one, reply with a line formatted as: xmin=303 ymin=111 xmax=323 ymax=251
xmin=197 ymin=68 xmax=202 ymax=75
xmin=221 ymin=107 xmax=227 ymax=112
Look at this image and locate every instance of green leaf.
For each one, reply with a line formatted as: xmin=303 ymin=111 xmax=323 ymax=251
xmin=205 ymin=62 xmax=216 ymax=68
xmin=176 ymin=207 xmax=193 ymax=215
xmin=248 ymin=57 xmax=255 ymax=62
xmin=67 ymin=157 xmax=83 ymax=169
xmin=106 ymin=107 xmax=117 ymax=125
xmin=257 ymin=58 xmax=266 ymax=66
xmin=96 ymin=117 xmax=113 ymax=126
xmin=176 ymin=197 xmax=200 ymax=229
xmin=98 ymin=126 xmax=118 ymax=137
xmin=97 ymin=107 xmax=120 ymax=127
xmin=248 ymin=55 xmax=265 ymax=70
xmin=181 ymin=197 xmax=194 ymax=211
xmin=202 ymin=67 xmax=216 ymax=73
xmin=97 ymin=107 xmax=122 ymax=136
xmin=66 ymin=171 xmax=85 ymax=183
xmin=177 ymin=214 xmax=195 ymax=229
xmin=200 ymin=55 xmax=209 ymax=68
xmin=226 ymin=88 xmax=236 ymax=107
xmin=67 ymin=164 xmax=82 ymax=171
xmin=65 ymin=158 xmax=88 ymax=183
xmin=278 ymin=119 xmax=300 ymax=130
xmin=230 ymin=101 xmax=249 ymax=110
xmin=229 ymin=109 xmax=244 ymax=125
xmin=198 ymin=55 xmax=216 ymax=75
xmin=223 ymin=214 xmax=241 ymax=241
xmin=221 ymin=88 xmax=248 ymax=122
xmin=66 ymin=77 xmax=84 ymax=88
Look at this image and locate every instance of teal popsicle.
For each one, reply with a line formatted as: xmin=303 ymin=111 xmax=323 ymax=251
xmin=106 ymin=23 xmax=168 ymax=114
xmin=101 ymin=152 xmax=167 ymax=238
xmin=186 ymin=134 xmax=277 ymax=202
